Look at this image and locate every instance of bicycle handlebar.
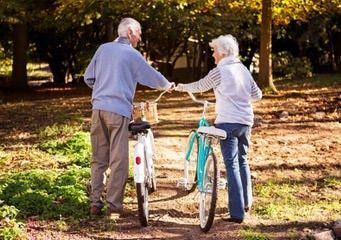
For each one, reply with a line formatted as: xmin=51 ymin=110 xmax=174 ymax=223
xmin=186 ymin=91 xmax=214 ymax=117
xmin=187 ymin=92 xmax=215 ymax=106
xmin=153 ymin=82 xmax=176 ymax=103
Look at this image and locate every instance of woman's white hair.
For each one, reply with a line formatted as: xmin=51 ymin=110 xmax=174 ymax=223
xmin=117 ymin=18 xmax=141 ymax=37
xmin=209 ymin=34 xmax=239 ymax=58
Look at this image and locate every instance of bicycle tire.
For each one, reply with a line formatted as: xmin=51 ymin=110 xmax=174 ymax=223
xmin=199 ymin=151 xmax=218 ymax=232
xmin=147 ymin=130 xmax=156 ymax=193
xmin=149 ymin=166 xmax=157 ymax=193
xmin=136 ymin=182 xmax=149 ymax=227
xmin=184 ymin=130 xmax=199 ymax=193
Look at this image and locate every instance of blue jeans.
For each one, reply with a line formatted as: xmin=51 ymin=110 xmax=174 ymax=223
xmin=216 ymin=123 xmax=253 ymax=220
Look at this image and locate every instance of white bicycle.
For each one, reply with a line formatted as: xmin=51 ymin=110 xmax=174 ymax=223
xmin=129 ymin=84 xmax=174 ymax=226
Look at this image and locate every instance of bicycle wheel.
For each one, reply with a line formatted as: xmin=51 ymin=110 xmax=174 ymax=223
xmin=149 ymin=164 xmax=157 ymax=193
xmin=184 ymin=130 xmax=199 ymax=192
xmin=136 ymin=182 xmax=149 ymax=227
xmin=199 ymin=151 xmax=218 ymax=232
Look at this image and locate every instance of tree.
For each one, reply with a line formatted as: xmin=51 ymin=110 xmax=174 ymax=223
xmin=12 ymin=21 xmax=28 ymax=88
xmin=259 ymin=0 xmax=277 ymax=91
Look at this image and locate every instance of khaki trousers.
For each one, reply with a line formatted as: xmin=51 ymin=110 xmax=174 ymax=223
xmin=90 ymin=110 xmax=130 ymax=210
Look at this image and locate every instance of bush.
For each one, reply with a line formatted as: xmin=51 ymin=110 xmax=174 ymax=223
xmin=0 ymin=204 xmax=26 ymax=240
xmin=39 ymin=131 xmax=91 ymax=167
xmin=0 ymin=167 xmax=90 ymax=219
xmin=272 ymin=51 xmax=313 ymax=79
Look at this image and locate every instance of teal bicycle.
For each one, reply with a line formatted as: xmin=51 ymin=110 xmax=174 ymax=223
xmin=177 ymin=92 xmax=226 ymax=232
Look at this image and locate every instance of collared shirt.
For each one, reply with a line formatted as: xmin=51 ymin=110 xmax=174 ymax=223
xmin=180 ymin=56 xmax=262 ymax=126
xmin=84 ymin=37 xmax=171 ymax=118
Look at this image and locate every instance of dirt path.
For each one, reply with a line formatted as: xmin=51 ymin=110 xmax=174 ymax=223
xmin=2 ymin=83 xmax=340 ymax=240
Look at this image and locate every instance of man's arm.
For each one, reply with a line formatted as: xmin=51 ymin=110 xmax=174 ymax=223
xmin=84 ymin=47 xmax=101 ymax=88
xmin=134 ymin=56 xmax=172 ymax=90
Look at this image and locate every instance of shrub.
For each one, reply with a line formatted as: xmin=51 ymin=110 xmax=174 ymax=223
xmin=0 ymin=205 xmax=26 ymax=240
xmin=39 ymin=131 xmax=91 ymax=167
xmin=0 ymin=168 xmax=90 ymax=219
xmin=272 ymin=51 xmax=313 ymax=79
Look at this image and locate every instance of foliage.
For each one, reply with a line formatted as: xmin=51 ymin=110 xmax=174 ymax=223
xmin=240 ymin=228 xmax=271 ymax=240
xmin=254 ymin=180 xmax=341 ymax=221
xmin=272 ymin=51 xmax=313 ymax=79
xmin=0 ymin=204 xmax=26 ymax=240
xmin=0 ymin=57 xmax=12 ymax=75
xmin=39 ymin=131 xmax=91 ymax=167
xmin=0 ymin=167 xmax=90 ymax=219
xmin=39 ymin=123 xmax=84 ymax=139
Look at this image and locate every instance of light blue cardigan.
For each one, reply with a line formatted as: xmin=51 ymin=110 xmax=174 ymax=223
xmin=84 ymin=37 xmax=170 ymax=118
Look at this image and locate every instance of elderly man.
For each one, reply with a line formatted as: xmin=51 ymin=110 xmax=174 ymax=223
xmin=84 ymin=17 xmax=172 ymax=217
xmin=176 ymin=34 xmax=262 ymax=223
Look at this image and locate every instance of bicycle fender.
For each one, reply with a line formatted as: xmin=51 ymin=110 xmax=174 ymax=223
xmin=134 ymin=143 xmax=145 ymax=183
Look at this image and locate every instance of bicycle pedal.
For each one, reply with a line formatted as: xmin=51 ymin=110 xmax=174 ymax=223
xmin=177 ymin=177 xmax=189 ymax=189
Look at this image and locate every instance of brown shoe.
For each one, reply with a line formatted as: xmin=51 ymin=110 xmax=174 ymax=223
xmin=90 ymin=206 xmax=102 ymax=216
xmin=107 ymin=208 xmax=132 ymax=218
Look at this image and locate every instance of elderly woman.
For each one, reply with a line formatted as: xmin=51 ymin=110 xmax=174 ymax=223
xmin=175 ymin=34 xmax=262 ymax=223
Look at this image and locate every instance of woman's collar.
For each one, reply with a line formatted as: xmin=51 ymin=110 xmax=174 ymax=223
xmin=217 ymin=55 xmax=240 ymax=66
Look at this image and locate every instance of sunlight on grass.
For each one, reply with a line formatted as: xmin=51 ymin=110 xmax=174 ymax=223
xmin=39 ymin=131 xmax=91 ymax=167
xmin=240 ymin=228 xmax=271 ymax=240
xmin=254 ymin=180 xmax=341 ymax=221
xmin=0 ymin=147 xmax=67 ymax=172
xmin=0 ymin=167 xmax=90 ymax=219
xmin=38 ymin=123 xmax=84 ymax=139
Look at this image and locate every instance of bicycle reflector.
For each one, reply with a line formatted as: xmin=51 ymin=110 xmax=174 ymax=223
xmin=135 ymin=156 xmax=141 ymax=165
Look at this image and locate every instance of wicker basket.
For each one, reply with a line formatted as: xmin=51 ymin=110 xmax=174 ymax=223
xmin=132 ymin=101 xmax=159 ymax=124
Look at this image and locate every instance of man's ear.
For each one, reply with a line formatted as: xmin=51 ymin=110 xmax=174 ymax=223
xmin=128 ymin=27 xmax=133 ymax=36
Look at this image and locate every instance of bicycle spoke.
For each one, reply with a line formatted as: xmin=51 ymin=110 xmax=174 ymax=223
xmin=199 ymin=151 xmax=218 ymax=232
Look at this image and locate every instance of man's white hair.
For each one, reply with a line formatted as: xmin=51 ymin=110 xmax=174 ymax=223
xmin=117 ymin=18 xmax=141 ymax=37
xmin=209 ymin=34 xmax=239 ymax=57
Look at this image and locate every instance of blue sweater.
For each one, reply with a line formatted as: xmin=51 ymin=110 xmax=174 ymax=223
xmin=84 ymin=37 xmax=171 ymax=118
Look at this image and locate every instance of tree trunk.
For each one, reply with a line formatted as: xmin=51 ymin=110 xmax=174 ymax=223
xmin=106 ymin=18 xmax=114 ymax=42
xmin=11 ymin=22 xmax=28 ymax=89
xmin=259 ymin=0 xmax=277 ymax=93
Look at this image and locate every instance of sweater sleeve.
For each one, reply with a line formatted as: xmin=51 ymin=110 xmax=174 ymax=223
xmin=180 ymin=68 xmax=221 ymax=93
xmin=250 ymin=79 xmax=262 ymax=101
xmin=134 ymin=55 xmax=171 ymax=90
xmin=84 ymin=46 xmax=101 ymax=89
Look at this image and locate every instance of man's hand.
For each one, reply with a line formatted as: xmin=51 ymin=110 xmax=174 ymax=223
xmin=175 ymin=83 xmax=185 ymax=92
xmin=167 ymin=82 xmax=176 ymax=92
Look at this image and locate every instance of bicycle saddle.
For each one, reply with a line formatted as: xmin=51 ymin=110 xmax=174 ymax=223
xmin=129 ymin=121 xmax=151 ymax=132
xmin=197 ymin=126 xmax=227 ymax=140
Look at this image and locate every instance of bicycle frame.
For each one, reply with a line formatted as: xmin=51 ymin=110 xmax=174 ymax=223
xmin=184 ymin=92 xmax=216 ymax=192
xmin=133 ymin=85 xmax=174 ymax=184
xmin=186 ymin=117 xmax=214 ymax=192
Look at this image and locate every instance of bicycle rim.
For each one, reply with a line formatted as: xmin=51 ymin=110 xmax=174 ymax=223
xmin=136 ymin=182 xmax=149 ymax=227
xmin=199 ymin=151 xmax=218 ymax=232
xmin=185 ymin=131 xmax=198 ymax=192
xmin=149 ymin=164 xmax=157 ymax=193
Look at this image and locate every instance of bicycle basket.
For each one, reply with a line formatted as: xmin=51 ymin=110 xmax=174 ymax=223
xmin=132 ymin=101 xmax=159 ymax=124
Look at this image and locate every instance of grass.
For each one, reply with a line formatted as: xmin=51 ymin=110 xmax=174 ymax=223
xmin=275 ymin=73 xmax=341 ymax=90
xmin=253 ymin=179 xmax=341 ymax=221
xmin=240 ymin=228 xmax=272 ymax=240
xmin=0 ymin=125 xmax=134 ymax=239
